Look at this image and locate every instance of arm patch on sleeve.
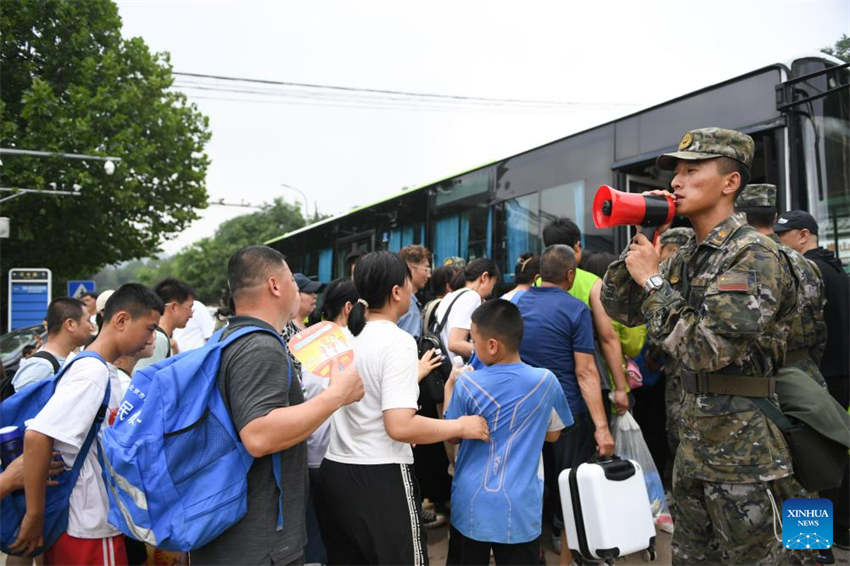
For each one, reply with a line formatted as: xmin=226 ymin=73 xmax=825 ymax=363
xmin=716 ymin=271 xmax=754 ymax=292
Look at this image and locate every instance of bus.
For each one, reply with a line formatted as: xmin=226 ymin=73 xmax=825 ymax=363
xmin=266 ymin=55 xmax=850 ymax=282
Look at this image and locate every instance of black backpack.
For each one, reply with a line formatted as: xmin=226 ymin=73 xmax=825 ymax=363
xmin=0 ymin=350 xmax=60 ymax=401
xmin=416 ymin=289 xmax=473 ymax=404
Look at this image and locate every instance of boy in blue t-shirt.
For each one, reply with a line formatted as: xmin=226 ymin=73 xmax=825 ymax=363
xmin=444 ymin=299 xmax=573 ymax=565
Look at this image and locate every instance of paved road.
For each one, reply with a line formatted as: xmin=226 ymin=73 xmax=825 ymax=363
xmin=426 ymin=524 xmax=673 ymax=565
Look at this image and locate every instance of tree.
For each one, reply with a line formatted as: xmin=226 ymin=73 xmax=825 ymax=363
xmin=104 ymin=198 xmax=309 ymax=305
xmin=0 ymin=1 xmax=210 ymax=294
xmin=822 ymin=33 xmax=850 ymax=63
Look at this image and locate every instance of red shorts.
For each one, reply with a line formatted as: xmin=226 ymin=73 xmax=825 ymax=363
xmin=45 ymin=533 xmax=128 ymax=566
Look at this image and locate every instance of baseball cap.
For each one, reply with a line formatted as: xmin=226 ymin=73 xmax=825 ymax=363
xmin=294 ymin=273 xmax=322 ymax=293
xmin=773 ymin=210 xmax=818 ymax=235
xmin=657 ymin=127 xmax=755 ymax=171
xmin=736 ymin=184 xmax=776 ymax=210
xmin=95 ymin=289 xmax=115 ymax=313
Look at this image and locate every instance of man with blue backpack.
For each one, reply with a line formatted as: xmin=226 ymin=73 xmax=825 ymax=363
xmin=190 ymin=245 xmax=364 ymax=565
xmin=8 ymin=283 xmax=163 ymax=564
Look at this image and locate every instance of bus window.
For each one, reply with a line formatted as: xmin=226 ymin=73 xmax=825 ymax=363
xmin=505 ymin=193 xmax=542 ymax=282
xmin=540 ymin=180 xmax=586 ymax=248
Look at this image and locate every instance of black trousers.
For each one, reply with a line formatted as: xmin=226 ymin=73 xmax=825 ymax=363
xmin=319 ymin=459 xmax=428 ymax=565
xmin=823 ymin=375 xmax=849 ymax=543
xmin=447 ymin=525 xmax=539 ymax=565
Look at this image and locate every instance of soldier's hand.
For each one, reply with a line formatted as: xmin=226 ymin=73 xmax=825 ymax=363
xmin=640 ymin=189 xmax=675 ymax=235
xmin=625 ymin=232 xmax=661 ymax=287
xmin=594 ymin=425 xmax=615 ymax=457
xmin=327 ymin=361 xmax=365 ymax=406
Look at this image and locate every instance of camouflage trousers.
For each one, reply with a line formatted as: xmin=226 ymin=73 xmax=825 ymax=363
xmin=671 ymin=464 xmax=791 ymax=565
xmin=665 ymin=372 xmax=682 ymax=455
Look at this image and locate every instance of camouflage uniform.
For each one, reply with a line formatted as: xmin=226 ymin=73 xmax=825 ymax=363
xmin=657 ymin=227 xmax=696 ymax=454
xmin=602 ymin=128 xmax=796 ymax=565
xmin=737 ymin=184 xmax=828 ymax=386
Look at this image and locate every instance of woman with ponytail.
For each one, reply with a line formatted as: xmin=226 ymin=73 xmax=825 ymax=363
xmin=303 ymin=277 xmax=360 ymax=564
xmin=320 ymin=251 xmax=490 ymax=565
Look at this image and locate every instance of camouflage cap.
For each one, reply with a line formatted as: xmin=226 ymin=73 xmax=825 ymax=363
xmin=443 ymin=256 xmax=466 ymax=268
xmin=659 ymin=226 xmax=694 ymax=247
xmin=736 ymin=183 xmax=776 ymax=210
xmin=657 ymin=127 xmax=755 ymax=170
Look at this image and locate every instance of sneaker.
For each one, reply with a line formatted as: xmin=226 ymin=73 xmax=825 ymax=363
xmin=421 ymin=507 xmax=447 ymax=529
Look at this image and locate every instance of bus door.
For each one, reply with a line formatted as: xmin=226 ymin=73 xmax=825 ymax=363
xmin=335 ymin=230 xmax=374 ymax=278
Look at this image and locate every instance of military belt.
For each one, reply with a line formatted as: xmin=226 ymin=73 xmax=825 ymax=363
xmin=785 ymin=349 xmax=810 ymax=364
xmin=682 ymin=371 xmax=775 ymax=397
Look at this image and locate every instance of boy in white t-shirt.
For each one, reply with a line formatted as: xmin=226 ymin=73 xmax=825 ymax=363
xmin=12 ymin=283 xmax=164 ymax=565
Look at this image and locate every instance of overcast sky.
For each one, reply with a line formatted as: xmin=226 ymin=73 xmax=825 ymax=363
xmin=115 ymin=0 xmax=849 ymax=255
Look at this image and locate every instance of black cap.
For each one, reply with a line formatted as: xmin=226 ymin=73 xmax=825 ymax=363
xmin=773 ymin=210 xmax=818 ymax=235
xmin=294 ymin=273 xmax=322 ymax=293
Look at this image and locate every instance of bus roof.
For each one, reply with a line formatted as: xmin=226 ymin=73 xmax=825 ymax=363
xmin=266 ymin=62 xmax=791 ymax=245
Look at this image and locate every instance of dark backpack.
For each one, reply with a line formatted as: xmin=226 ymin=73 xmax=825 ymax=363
xmin=416 ymin=289 xmax=473 ymax=403
xmin=0 ymin=350 xmax=60 ymax=401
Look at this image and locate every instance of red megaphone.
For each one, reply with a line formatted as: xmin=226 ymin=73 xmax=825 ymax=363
xmin=592 ymin=185 xmax=675 ymax=229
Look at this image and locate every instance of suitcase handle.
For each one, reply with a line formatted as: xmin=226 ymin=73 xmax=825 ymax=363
xmin=588 ymin=453 xmax=636 ymax=481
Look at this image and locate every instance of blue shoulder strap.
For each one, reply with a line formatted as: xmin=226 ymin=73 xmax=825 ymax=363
xmin=61 ymin=352 xmax=111 ymax=499
xmin=217 ymin=324 xmax=293 ymax=530
xmin=272 ymin=349 xmax=293 ymax=531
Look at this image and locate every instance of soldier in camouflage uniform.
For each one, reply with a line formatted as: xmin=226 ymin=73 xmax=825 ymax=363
xmin=601 ymin=128 xmax=796 ymax=564
xmin=736 ymin=183 xmax=828 ymax=386
xmin=656 ymin=227 xmax=695 ymax=455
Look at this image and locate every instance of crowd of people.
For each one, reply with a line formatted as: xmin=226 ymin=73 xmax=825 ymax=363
xmin=1 ymin=125 xmax=849 ymax=566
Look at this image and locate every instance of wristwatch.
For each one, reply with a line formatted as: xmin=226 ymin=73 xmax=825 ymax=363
xmin=643 ymin=273 xmax=664 ymax=293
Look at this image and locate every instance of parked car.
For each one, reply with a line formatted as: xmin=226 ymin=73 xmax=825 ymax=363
xmin=0 ymin=324 xmax=48 ymax=377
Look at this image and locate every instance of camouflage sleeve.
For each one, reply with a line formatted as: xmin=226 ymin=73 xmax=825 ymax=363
xmin=600 ymin=248 xmax=646 ymax=327
xmin=641 ymin=243 xmax=793 ymax=373
xmin=810 ymin=262 xmax=828 ymax=365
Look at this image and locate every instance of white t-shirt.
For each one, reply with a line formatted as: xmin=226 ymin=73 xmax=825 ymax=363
xmin=27 ymin=356 xmax=123 ymax=538
xmin=433 ymin=288 xmax=481 ymax=358
xmin=11 ymin=349 xmax=66 ymax=390
xmin=325 ymin=321 xmax=419 ymax=465
xmin=173 ymin=300 xmax=216 ymax=352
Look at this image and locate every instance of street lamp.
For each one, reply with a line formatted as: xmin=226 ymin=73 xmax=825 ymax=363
xmin=280 ymin=183 xmax=309 ymax=220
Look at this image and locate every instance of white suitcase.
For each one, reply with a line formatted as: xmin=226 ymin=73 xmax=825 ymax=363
xmin=558 ymin=456 xmax=656 ymax=563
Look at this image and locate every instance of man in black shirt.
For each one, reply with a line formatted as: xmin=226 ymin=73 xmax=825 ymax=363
xmin=192 ymin=246 xmax=364 ymax=565
xmin=776 ymin=210 xmax=850 ymax=549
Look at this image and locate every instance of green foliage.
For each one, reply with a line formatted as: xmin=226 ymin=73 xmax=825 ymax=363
xmin=822 ymin=33 xmax=850 ymax=63
xmin=95 ymin=198 xmax=309 ymax=305
xmin=0 ymin=0 xmax=211 ymax=285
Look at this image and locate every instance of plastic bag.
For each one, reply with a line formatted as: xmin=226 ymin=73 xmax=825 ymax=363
xmin=611 ymin=411 xmax=674 ymax=533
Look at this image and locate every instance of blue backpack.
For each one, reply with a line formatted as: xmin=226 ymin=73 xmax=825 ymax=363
xmin=99 ymin=326 xmax=292 ymax=551
xmin=0 ymin=351 xmax=110 ymax=555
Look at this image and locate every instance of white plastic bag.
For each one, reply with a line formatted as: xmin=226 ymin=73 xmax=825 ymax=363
xmin=611 ymin=411 xmax=673 ymax=533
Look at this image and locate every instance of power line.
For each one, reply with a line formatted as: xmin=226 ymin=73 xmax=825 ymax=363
xmin=173 ymin=71 xmax=640 ymax=109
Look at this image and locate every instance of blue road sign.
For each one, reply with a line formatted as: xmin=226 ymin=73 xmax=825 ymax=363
xmin=67 ymin=280 xmax=96 ymax=299
xmin=8 ymin=268 xmax=52 ymax=331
